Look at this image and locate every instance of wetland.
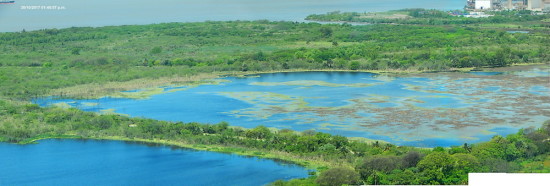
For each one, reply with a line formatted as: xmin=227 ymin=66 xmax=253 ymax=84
xmin=37 ymin=65 xmax=550 ymax=147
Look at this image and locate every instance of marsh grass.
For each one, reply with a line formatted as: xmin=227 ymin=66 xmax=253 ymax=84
xmin=49 ymin=73 xmax=220 ymax=99
xmin=46 ymin=68 xmax=429 ymax=100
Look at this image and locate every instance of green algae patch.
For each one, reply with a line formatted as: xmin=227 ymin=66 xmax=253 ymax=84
xmin=250 ymin=80 xmax=376 ymax=87
xmin=82 ymin=102 xmax=99 ymax=107
xmin=110 ymin=87 xmax=165 ymax=99
xmin=100 ymin=109 xmax=130 ymax=117
xmin=218 ymin=91 xmax=310 ymax=108
xmin=52 ymin=102 xmax=72 ymax=109
xmin=109 ymin=79 xmax=231 ymax=99
xmin=402 ymin=83 xmax=452 ymax=94
xmin=48 ymin=73 xmax=222 ymax=99
xmin=218 ymin=91 xmax=313 ymax=119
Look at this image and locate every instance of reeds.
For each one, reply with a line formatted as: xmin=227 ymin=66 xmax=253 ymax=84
xmin=49 ymin=73 xmax=219 ymax=99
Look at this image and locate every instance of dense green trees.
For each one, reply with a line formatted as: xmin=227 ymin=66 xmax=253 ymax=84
xmin=315 ymin=167 xmax=361 ymax=186
xmin=417 ymin=152 xmax=456 ymax=184
xmin=402 ymin=151 xmax=423 ymax=167
xmin=357 ymin=155 xmax=403 ymax=179
xmin=0 ymin=20 xmax=548 ymax=99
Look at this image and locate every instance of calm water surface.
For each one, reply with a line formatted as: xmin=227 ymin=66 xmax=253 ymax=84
xmin=0 ymin=0 xmax=464 ymax=32
xmin=37 ymin=66 xmax=550 ymax=147
xmin=0 ymin=139 xmax=309 ymax=185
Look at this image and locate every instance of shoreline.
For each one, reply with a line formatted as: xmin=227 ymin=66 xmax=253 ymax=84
xmin=18 ymin=135 xmax=338 ymax=170
xmin=46 ymin=63 xmax=547 ymax=100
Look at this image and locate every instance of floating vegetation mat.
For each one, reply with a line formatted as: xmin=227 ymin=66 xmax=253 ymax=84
xmin=37 ymin=65 xmax=550 ymax=147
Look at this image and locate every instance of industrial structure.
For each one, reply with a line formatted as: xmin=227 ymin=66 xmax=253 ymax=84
xmin=466 ymin=0 xmax=550 ymax=11
xmin=476 ymin=0 xmax=493 ymax=9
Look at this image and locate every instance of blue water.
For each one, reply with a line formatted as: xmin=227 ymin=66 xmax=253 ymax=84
xmin=0 ymin=0 xmax=465 ymax=32
xmin=506 ymin=31 xmax=530 ymax=34
xmin=0 ymin=139 xmax=308 ymax=186
xmin=37 ymin=68 xmax=550 ymax=147
xmin=530 ymin=86 xmax=549 ymax=95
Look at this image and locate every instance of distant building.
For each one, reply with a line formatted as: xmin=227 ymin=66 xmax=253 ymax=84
xmin=470 ymin=0 xmax=549 ymax=11
xmin=530 ymin=0 xmax=549 ymax=10
xmin=466 ymin=0 xmax=476 ymax=9
xmin=476 ymin=0 xmax=493 ymax=9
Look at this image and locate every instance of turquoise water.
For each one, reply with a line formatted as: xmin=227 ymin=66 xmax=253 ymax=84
xmin=37 ymin=66 xmax=550 ymax=147
xmin=0 ymin=139 xmax=309 ymax=185
xmin=0 ymin=0 xmax=465 ymax=32
xmin=506 ymin=31 xmax=530 ymax=34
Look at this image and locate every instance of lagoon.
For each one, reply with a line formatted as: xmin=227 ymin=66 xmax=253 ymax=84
xmin=0 ymin=139 xmax=309 ymax=185
xmin=0 ymin=0 xmax=465 ymax=32
xmin=37 ymin=65 xmax=550 ymax=147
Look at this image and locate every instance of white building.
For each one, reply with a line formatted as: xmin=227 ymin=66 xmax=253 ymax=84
xmin=528 ymin=0 xmax=546 ymax=11
xmin=476 ymin=0 xmax=493 ymax=10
